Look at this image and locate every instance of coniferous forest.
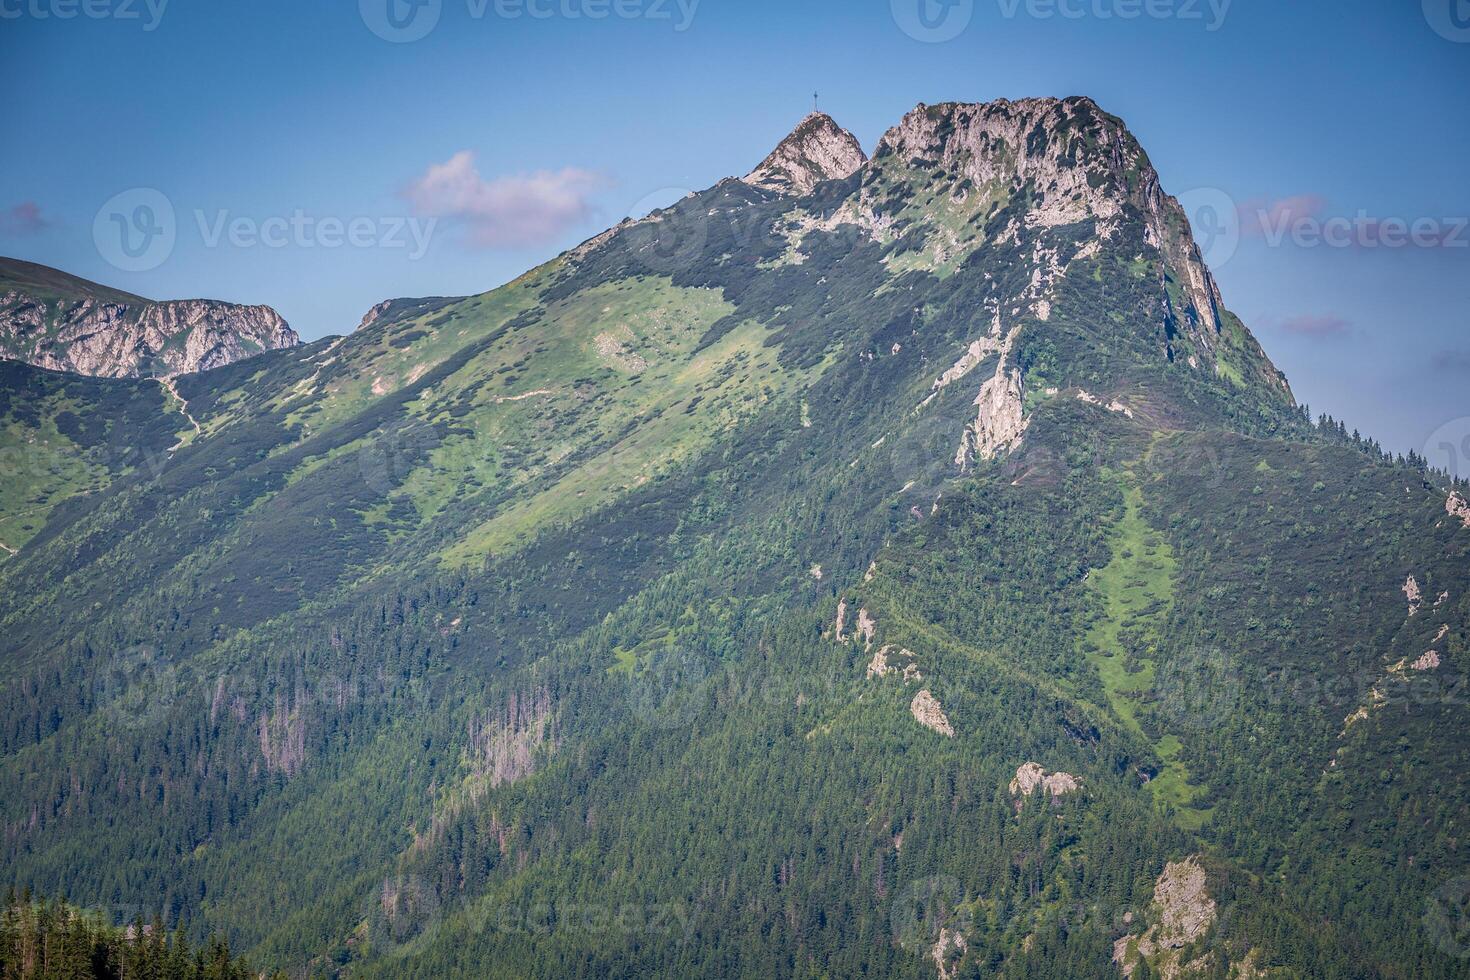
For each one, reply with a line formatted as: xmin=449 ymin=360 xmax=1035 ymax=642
xmin=2 ymin=90 xmax=1468 ymax=979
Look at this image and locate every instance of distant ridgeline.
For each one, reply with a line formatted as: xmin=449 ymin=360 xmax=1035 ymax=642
xmin=0 ymin=256 xmax=298 ymax=379
xmin=0 ymin=99 xmax=1467 ymax=978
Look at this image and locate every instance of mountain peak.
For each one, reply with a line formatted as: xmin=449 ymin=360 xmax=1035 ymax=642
xmin=872 ymin=98 xmax=1236 ymax=346
xmin=742 ymin=111 xmax=867 ymax=196
xmin=874 ymin=97 xmax=1143 ymax=213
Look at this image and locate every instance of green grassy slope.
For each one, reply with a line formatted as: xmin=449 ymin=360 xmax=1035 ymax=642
xmin=0 ymin=360 xmax=184 ymax=558
xmin=0 ymin=100 xmax=1466 ymax=979
xmin=0 ymin=255 xmax=151 ymax=306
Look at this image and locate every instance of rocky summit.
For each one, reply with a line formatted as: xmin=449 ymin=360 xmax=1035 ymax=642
xmin=0 ymin=97 xmax=1466 ymax=980
xmin=743 ymin=110 xmax=868 ymax=196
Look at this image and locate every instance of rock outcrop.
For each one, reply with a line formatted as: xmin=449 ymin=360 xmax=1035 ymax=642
xmin=960 ymin=333 xmax=1028 ymax=464
xmin=864 ymin=99 xmax=1287 ymax=396
xmin=356 ymin=299 xmax=396 ymax=333
xmin=1113 ymin=856 xmax=1218 ymax=978
xmin=874 ymin=99 xmax=1227 ymax=344
xmin=932 ymin=928 xmax=968 ymax=980
xmin=910 ymin=690 xmax=955 ymax=737
xmin=867 ymin=645 xmax=894 ymax=679
xmin=867 ymin=645 xmax=921 ymax=682
xmin=1008 ymin=762 xmax=1081 ymax=800
xmin=1412 ymin=649 xmax=1442 ymax=671
xmin=928 ymin=335 xmax=1005 ymax=396
xmin=1448 ymin=491 xmax=1470 ymax=529
xmin=856 ymin=607 xmax=878 ymax=648
xmin=0 ymin=257 xmax=297 ymax=378
xmin=743 ymin=112 xmax=867 ymax=196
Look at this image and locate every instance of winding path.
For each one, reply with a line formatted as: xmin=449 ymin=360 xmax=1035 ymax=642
xmin=160 ymin=376 xmax=202 ymax=451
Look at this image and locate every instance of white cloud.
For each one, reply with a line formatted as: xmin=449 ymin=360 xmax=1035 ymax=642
xmin=402 ymin=151 xmax=607 ymax=249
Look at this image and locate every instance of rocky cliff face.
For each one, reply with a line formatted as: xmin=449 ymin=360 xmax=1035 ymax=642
xmin=0 ymin=257 xmax=298 ymax=378
xmin=2 ymin=97 xmax=1462 ymax=980
xmin=870 ymin=98 xmax=1247 ymax=359
xmin=1113 ymin=856 xmax=1264 ymax=978
xmin=567 ymin=98 xmax=1296 ymax=483
xmin=729 ymin=98 xmax=1293 ymax=468
xmin=743 ymin=111 xmax=867 ymax=196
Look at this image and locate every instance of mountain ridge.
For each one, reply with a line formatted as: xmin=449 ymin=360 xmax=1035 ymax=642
xmin=0 ymin=96 xmax=1466 ymax=980
xmin=0 ymin=255 xmax=299 ymax=379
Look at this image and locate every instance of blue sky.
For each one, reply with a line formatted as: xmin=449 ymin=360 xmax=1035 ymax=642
xmin=2 ymin=0 xmax=1467 ymax=470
